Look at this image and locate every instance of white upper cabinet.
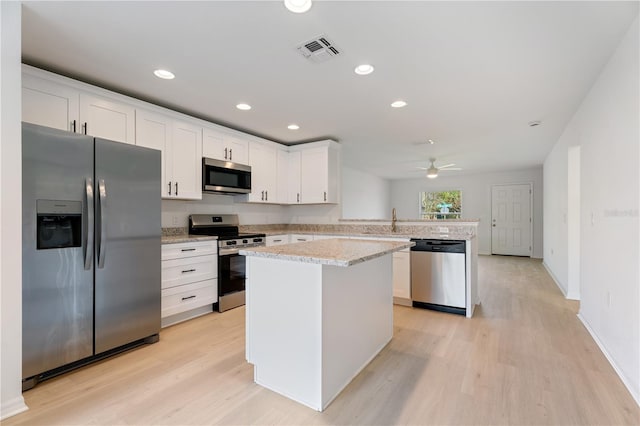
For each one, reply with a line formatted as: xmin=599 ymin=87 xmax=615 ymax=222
xmin=247 ymin=141 xmax=278 ymax=203
xmin=135 ymin=109 xmax=171 ymax=198
xmin=22 ymin=72 xmax=135 ymax=144
xmin=170 ymin=120 xmax=203 ymax=200
xmin=22 ymin=74 xmax=79 ymax=132
xmin=21 ymin=66 xmax=340 ymax=206
xmin=288 ymin=151 xmax=301 ymax=204
xmin=136 ymin=110 xmax=202 ymax=200
xmin=203 ymin=127 xmax=249 ymax=165
xmin=276 ymin=147 xmax=290 ymax=204
xmin=79 ymin=93 xmax=135 ymax=144
xmin=227 ymin=135 xmax=249 ymax=165
xmin=297 ymin=141 xmax=340 ymax=204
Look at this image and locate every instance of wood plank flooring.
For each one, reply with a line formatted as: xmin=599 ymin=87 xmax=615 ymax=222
xmin=5 ymin=256 xmax=639 ymax=425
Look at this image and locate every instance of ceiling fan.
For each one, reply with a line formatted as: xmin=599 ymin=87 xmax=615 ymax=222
xmin=417 ymin=158 xmax=462 ymax=179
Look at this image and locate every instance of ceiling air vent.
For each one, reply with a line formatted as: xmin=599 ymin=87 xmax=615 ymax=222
xmin=296 ymin=35 xmax=341 ymax=63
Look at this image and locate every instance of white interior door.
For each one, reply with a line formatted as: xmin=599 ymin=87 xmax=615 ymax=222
xmin=491 ymin=184 xmax=532 ymax=256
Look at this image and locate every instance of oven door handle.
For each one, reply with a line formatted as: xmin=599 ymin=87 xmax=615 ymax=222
xmin=219 ymin=244 xmax=264 ymax=256
xmin=219 ymin=248 xmax=241 ymax=256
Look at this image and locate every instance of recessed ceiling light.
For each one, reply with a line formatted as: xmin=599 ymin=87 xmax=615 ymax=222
xmin=428 ymin=139 xmax=435 ymax=145
xmin=354 ymin=64 xmax=374 ymax=75
xmin=288 ymin=124 xmax=300 ymax=130
xmin=391 ymin=100 xmax=407 ymax=108
xmin=528 ymin=120 xmax=542 ymax=127
xmin=236 ymin=103 xmax=252 ymax=111
xmin=153 ymin=69 xmax=175 ymax=80
xmin=284 ymin=0 xmax=312 ymax=13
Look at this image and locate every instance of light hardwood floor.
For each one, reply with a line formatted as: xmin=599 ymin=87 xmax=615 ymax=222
xmin=5 ymin=256 xmax=639 ymax=425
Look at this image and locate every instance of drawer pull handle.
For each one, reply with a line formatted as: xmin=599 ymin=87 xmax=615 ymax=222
xmin=273 ymin=239 xmax=282 ymax=242
xmin=181 ymin=248 xmax=196 ymax=252
xmin=181 ymin=295 xmax=196 ymax=301
xmin=181 ymin=269 xmax=196 ymax=273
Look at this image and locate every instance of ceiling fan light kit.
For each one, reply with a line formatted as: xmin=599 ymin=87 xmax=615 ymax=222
xmin=422 ymin=158 xmax=462 ymax=179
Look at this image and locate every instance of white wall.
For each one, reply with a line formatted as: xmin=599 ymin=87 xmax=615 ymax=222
xmin=543 ymin=132 xmax=570 ymax=294
xmin=544 ymin=16 xmax=639 ymax=404
xmin=341 ymin=167 xmax=391 ymax=219
xmin=390 ymin=168 xmax=544 ymax=258
xmin=0 ymin=2 xmax=28 ymax=419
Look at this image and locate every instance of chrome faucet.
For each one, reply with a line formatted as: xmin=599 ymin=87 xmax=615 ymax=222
xmin=392 ymin=208 xmax=397 ymax=233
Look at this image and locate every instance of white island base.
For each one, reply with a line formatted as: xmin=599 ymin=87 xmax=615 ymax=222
xmin=245 ymin=254 xmax=394 ymax=411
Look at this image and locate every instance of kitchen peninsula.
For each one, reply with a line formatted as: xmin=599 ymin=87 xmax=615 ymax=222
xmin=240 ymin=238 xmax=414 ymax=411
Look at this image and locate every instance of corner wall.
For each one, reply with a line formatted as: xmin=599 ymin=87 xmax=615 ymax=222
xmin=341 ymin=167 xmax=391 ymax=219
xmin=1 ymin=1 xmax=28 ymax=419
xmin=544 ymin=15 xmax=639 ymax=404
xmin=389 ymin=167 xmax=544 ymax=258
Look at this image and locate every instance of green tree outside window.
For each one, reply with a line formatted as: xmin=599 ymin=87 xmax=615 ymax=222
xmin=420 ymin=190 xmax=462 ymax=219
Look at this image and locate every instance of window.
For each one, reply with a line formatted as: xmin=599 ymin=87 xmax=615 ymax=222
xmin=419 ymin=190 xmax=462 ymax=219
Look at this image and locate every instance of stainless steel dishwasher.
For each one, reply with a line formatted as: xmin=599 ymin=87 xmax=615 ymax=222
xmin=410 ymin=239 xmax=466 ymax=315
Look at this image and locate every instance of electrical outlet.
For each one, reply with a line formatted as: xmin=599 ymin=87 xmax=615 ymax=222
xmin=551 ymin=248 xmax=554 ymax=255
xmin=438 ymin=226 xmax=449 ymax=233
xmin=172 ymin=215 xmax=179 ymax=226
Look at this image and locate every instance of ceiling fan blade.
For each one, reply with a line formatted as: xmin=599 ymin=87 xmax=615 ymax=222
xmin=440 ymin=167 xmax=462 ymax=171
xmin=438 ymin=163 xmax=456 ymax=169
xmin=416 ymin=167 xmax=428 ymax=170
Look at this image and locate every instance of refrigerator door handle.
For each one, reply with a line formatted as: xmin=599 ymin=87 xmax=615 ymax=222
xmin=97 ymin=179 xmax=107 ymax=269
xmin=84 ymin=178 xmax=94 ymax=270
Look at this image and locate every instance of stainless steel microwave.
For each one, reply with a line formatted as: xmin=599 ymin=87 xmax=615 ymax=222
xmin=202 ymin=157 xmax=251 ymax=194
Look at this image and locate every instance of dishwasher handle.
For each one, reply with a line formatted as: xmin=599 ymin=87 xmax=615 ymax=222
xmin=410 ymin=239 xmax=466 ymax=253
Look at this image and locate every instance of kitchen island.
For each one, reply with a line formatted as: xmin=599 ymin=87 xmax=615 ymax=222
xmin=240 ymin=238 xmax=414 ymax=411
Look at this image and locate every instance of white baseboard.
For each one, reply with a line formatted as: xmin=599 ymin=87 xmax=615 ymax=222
xmin=393 ymin=296 xmax=412 ymax=307
xmin=0 ymin=396 xmax=28 ymax=420
xmin=577 ymin=313 xmax=640 ymax=407
xmin=542 ymin=261 xmax=568 ymax=296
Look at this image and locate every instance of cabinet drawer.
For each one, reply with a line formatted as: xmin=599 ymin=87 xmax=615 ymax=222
xmin=266 ymin=235 xmax=289 ymax=246
xmin=290 ymin=234 xmax=313 ymax=243
xmin=162 ymin=255 xmax=217 ymax=289
xmin=161 ymin=279 xmax=217 ymax=318
xmin=162 ymin=241 xmax=217 ymax=260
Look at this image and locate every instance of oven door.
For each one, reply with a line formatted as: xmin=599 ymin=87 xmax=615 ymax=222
xmin=202 ymin=157 xmax=251 ymax=194
xmin=217 ymin=250 xmax=246 ymax=312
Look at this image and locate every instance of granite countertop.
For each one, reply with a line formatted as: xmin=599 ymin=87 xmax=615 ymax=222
xmin=161 ymin=234 xmax=218 ymax=244
xmin=264 ymin=229 xmax=474 ymax=241
xmin=240 ymin=238 xmax=415 ymax=267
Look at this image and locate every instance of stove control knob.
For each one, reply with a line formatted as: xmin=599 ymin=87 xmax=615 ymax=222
xmin=228 ymin=241 xmax=237 ymax=246
xmin=243 ymin=239 xmax=248 ymax=244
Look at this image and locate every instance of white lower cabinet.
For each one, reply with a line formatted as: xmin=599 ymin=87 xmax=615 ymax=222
xmin=266 ymin=235 xmax=290 ymax=246
xmin=392 ymin=249 xmax=411 ymax=303
xmin=161 ymin=241 xmax=217 ymax=327
xmin=289 ymin=234 xmax=313 ymax=243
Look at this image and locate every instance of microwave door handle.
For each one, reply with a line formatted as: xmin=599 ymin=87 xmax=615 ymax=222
xmin=97 ymin=179 xmax=107 ymax=269
xmin=84 ymin=178 xmax=94 ymax=270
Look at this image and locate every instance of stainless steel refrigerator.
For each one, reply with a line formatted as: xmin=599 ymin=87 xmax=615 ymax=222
xmin=22 ymin=123 xmax=161 ymax=389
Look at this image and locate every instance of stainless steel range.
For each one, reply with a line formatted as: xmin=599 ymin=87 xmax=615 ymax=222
xmin=188 ymin=214 xmax=265 ymax=312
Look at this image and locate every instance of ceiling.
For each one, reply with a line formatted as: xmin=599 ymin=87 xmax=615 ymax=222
xmin=21 ymin=1 xmax=638 ymax=179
